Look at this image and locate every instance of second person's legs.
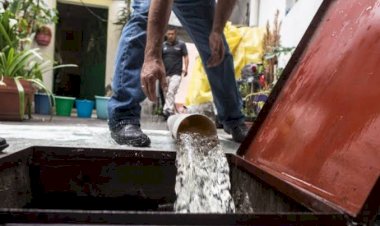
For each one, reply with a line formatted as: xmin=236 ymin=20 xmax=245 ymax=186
xmin=163 ymin=75 xmax=182 ymax=116
xmin=173 ymin=0 xmax=248 ymax=142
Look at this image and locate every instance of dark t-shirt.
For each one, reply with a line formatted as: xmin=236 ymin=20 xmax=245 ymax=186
xmin=162 ymin=40 xmax=188 ymax=76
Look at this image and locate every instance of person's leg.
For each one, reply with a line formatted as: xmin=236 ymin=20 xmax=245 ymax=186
xmin=159 ymin=84 xmax=165 ymax=110
xmin=157 ymin=80 xmax=165 ymax=114
xmin=172 ymin=0 xmax=247 ymax=142
xmin=163 ymin=75 xmax=182 ymax=116
xmin=154 ymin=80 xmax=162 ymax=115
xmin=107 ymin=0 xmax=151 ymax=147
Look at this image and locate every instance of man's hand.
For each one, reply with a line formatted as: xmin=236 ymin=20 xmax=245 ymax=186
xmin=207 ymin=31 xmax=225 ymax=68
xmin=141 ymin=59 xmax=167 ymax=101
xmin=182 ymin=70 xmax=188 ymax=77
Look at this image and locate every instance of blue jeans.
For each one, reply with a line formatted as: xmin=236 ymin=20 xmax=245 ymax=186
xmin=108 ymin=0 xmax=244 ymax=131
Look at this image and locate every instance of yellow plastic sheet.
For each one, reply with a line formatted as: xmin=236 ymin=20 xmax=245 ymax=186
xmin=185 ymin=23 xmax=266 ymax=106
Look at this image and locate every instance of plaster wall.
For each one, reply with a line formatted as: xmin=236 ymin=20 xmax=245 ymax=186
xmin=33 ymin=0 xmax=57 ymax=92
xmin=105 ymin=0 xmax=126 ymax=89
xmin=278 ymin=0 xmax=323 ymax=68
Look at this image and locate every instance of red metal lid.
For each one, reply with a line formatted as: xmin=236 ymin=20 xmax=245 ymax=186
xmin=238 ymin=0 xmax=380 ymax=220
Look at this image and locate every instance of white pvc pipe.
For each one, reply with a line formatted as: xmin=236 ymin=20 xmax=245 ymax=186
xmin=167 ymin=114 xmax=217 ymax=140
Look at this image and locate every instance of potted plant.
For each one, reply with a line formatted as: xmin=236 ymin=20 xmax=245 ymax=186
xmin=0 ymin=0 xmax=76 ymax=121
xmin=0 ymin=46 xmax=77 ymax=120
xmin=238 ymin=63 xmax=269 ymax=125
xmin=33 ymin=60 xmax=77 ymax=118
xmin=0 ymin=8 xmax=40 ymax=120
xmin=0 ymin=47 xmax=43 ymax=120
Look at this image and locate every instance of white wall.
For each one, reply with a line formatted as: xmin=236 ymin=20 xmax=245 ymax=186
xmin=230 ymin=0 xmax=250 ymax=25
xmin=105 ymin=0 xmax=125 ymax=88
xmin=278 ymin=0 xmax=323 ymax=68
xmin=35 ymin=0 xmax=57 ymax=92
xmin=286 ymin=0 xmax=297 ymax=14
xmin=248 ymin=0 xmax=323 ymax=68
xmin=258 ymin=0 xmax=286 ymax=27
xmin=249 ymin=0 xmax=260 ymax=26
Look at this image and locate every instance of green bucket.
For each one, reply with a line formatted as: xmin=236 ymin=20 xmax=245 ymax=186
xmin=55 ymin=96 xmax=75 ymax=116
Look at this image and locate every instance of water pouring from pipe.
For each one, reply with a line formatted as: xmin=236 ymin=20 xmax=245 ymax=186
xmin=167 ymin=114 xmax=235 ymax=213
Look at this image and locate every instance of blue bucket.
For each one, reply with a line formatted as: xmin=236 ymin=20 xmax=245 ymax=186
xmin=34 ymin=93 xmax=51 ymax=115
xmin=95 ymin=96 xmax=110 ymax=120
xmin=75 ymin=99 xmax=94 ymax=118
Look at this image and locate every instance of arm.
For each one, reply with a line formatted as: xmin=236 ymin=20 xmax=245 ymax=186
xmin=207 ymin=0 xmax=238 ymax=67
xmin=183 ymin=55 xmax=189 ymax=76
xmin=182 ymin=43 xmax=189 ymax=76
xmin=141 ymin=0 xmax=173 ymax=101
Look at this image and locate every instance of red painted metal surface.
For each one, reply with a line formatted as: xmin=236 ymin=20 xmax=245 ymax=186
xmin=241 ymin=0 xmax=380 ymax=217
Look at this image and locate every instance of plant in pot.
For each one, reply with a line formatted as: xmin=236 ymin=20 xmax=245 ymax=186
xmin=238 ymin=63 xmax=268 ymax=124
xmin=33 ymin=59 xmax=77 ymax=118
xmin=0 ymin=0 xmax=76 ymax=121
xmin=0 ymin=46 xmax=77 ymax=121
xmin=0 ymin=46 xmax=50 ymax=120
xmin=0 ymin=8 xmax=36 ymax=120
xmin=0 ymin=7 xmax=49 ymax=120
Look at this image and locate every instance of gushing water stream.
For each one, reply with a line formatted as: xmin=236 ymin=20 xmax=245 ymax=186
xmin=174 ymin=133 xmax=235 ymax=213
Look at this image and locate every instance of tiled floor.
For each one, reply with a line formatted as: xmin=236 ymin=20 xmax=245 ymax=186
xmin=0 ymin=114 xmax=240 ymax=155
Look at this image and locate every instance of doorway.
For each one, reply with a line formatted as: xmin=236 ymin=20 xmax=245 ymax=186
xmin=54 ymin=2 xmax=108 ymax=100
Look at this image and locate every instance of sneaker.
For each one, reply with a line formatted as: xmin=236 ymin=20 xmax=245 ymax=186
xmin=224 ymin=123 xmax=249 ymax=143
xmin=215 ymin=117 xmax=223 ymax=129
xmin=111 ymin=124 xmax=151 ymax=147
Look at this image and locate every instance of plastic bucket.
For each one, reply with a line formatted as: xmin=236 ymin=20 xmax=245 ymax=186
xmin=55 ymin=96 xmax=75 ymax=116
xmin=95 ymin=96 xmax=110 ymax=120
xmin=167 ymin=114 xmax=217 ymax=140
xmin=34 ymin=93 xmax=51 ymax=115
xmin=75 ymin=99 xmax=94 ymax=118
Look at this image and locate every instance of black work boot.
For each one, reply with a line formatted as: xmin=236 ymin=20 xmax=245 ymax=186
xmin=0 ymin=137 xmax=9 ymax=152
xmin=215 ymin=116 xmax=223 ymax=129
xmin=111 ymin=124 xmax=151 ymax=147
xmin=224 ymin=123 xmax=249 ymax=143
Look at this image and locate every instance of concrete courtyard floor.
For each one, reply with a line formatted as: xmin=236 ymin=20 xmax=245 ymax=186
xmin=0 ymin=113 xmax=241 ymax=155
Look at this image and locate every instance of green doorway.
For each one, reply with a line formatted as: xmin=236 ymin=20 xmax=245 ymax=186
xmin=55 ymin=2 xmax=108 ymax=100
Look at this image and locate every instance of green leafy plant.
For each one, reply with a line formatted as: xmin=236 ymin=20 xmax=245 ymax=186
xmin=0 ymin=10 xmax=18 ymax=50
xmin=0 ymin=47 xmax=46 ymax=119
xmin=264 ymin=46 xmax=295 ymax=60
xmin=237 ymin=64 xmax=270 ymax=121
xmin=0 ymin=46 xmax=77 ymax=120
xmin=0 ymin=1 xmax=76 ymax=120
xmin=242 ymin=91 xmax=270 ymax=121
xmin=0 ymin=47 xmax=38 ymax=78
xmin=0 ymin=0 xmax=58 ymax=50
